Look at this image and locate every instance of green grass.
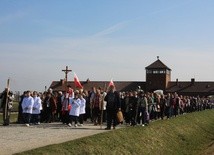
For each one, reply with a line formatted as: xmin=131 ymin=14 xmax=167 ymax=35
xmin=12 ymin=101 xmax=19 ymax=112
xmin=0 ymin=101 xmax=19 ymax=124
xmin=0 ymin=113 xmax=18 ymax=124
xmin=17 ymin=110 xmax=214 ymax=155
xmin=0 ymin=101 xmax=19 ymax=112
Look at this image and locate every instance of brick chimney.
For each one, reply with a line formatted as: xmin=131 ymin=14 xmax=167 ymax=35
xmin=191 ymin=78 xmax=195 ymax=85
xmin=60 ymin=79 xmax=65 ymax=86
xmin=176 ymin=79 xmax=178 ymax=85
xmin=86 ymin=78 xmax=90 ymax=83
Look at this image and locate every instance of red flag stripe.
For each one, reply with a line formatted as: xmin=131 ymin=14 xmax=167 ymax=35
xmin=74 ymin=73 xmax=83 ymax=89
xmin=108 ymin=79 xmax=114 ymax=87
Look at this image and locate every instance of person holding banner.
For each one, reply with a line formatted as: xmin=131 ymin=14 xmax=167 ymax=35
xmin=0 ymin=88 xmax=14 ymax=126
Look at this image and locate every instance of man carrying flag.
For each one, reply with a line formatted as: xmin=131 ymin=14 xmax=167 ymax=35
xmin=104 ymin=79 xmax=121 ymax=130
xmin=108 ymin=79 xmax=115 ymax=87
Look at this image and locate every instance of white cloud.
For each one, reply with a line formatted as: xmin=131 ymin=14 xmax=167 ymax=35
xmin=92 ymin=21 xmax=128 ymax=37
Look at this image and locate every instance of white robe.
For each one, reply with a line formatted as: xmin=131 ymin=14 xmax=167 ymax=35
xmin=22 ymin=96 xmax=34 ymax=114
xmin=32 ymin=96 xmax=42 ymax=114
xmin=79 ymin=98 xmax=86 ymax=115
xmin=69 ymin=98 xmax=81 ymax=116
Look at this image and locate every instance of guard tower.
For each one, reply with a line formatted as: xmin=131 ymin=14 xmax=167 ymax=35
xmin=145 ymin=57 xmax=171 ymax=92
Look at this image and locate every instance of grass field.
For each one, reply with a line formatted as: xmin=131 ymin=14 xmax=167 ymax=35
xmin=0 ymin=113 xmax=18 ymax=124
xmin=0 ymin=101 xmax=19 ymax=124
xmin=12 ymin=101 xmax=19 ymax=112
xmin=0 ymin=101 xmax=19 ymax=112
xmin=15 ymin=110 xmax=214 ymax=155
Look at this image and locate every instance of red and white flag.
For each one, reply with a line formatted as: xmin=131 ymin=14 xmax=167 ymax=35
xmin=74 ymin=72 xmax=83 ymax=89
xmin=108 ymin=78 xmax=115 ymax=87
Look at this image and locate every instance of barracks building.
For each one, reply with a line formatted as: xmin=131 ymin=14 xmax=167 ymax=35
xmin=50 ymin=57 xmax=214 ymax=97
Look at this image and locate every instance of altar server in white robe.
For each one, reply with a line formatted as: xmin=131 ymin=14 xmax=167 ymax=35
xmin=68 ymin=92 xmax=81 ymax=127
xmin=32 ymin=91 xmax=42 ymax=124
xmin=22 ymin=91 xmax=34 ymax=126
xmin=78 ymin=94 xmax=86 ymax=126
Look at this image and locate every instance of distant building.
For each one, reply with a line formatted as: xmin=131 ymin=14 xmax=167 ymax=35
xmin=49 ymin=57 xmax=214 ymax=96
xmin=145 ymin=56 xmax=171 ymax=92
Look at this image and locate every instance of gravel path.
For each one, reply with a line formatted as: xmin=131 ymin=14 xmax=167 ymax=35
xmin=0 ymin=123 xmax=111 ymax=155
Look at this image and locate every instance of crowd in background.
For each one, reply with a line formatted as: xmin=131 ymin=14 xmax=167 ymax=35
xmin=1 ymin=86 xmax=214 ymax=128
xmin=119 ymin=91 xmax=214 ymax=126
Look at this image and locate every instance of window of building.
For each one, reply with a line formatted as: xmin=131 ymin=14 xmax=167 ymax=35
xmin=147 ymin=69 xmax=168 ymax=74
xmin=153 ymin=70 xmax=159 ymax=74
xmin=159 ymin=70 xmax=166 ymax=74
xmin=146 ymin=70 xmax=152 ymax=74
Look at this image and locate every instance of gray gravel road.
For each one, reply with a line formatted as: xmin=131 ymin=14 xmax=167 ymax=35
xmin=0 ymin=123 xmax=110 ymax=155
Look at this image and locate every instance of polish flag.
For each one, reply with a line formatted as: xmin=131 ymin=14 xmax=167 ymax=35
xmin=108 ymin=79 xmax=115 ymax=87
xmin=74 ymin=72 xmax=83 ymax=89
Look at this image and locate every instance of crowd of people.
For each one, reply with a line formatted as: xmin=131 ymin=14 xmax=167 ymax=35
xmin=119 ymin=91 xmax=214 ymax=126
xmin=1 ymin=85 xmax=214 ymax=129
xmin=12 ymin=85 xmax=121 ymax=130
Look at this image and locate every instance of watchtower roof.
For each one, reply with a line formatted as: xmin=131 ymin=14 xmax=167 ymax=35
xmin=145 ymin=57 xmax=171 ymax=70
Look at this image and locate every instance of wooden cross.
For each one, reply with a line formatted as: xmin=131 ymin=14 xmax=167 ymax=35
xmin=62 ymin=66 xmax=72 ymax=84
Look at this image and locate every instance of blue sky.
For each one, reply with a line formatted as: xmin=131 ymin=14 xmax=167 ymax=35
xmin=0 ymin=0 xmax=214 ymax=92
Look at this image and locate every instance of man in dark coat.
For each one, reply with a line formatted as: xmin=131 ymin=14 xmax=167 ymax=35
xmin=0 ymin=88 xmax=14 ymax=126
xmin=43 ymin=92 xmax=57 ymax=123
xmin=17 ymin=91 xmax=27 ymax=124
xmin=104 ymin=85 xmax=120 ymax=130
